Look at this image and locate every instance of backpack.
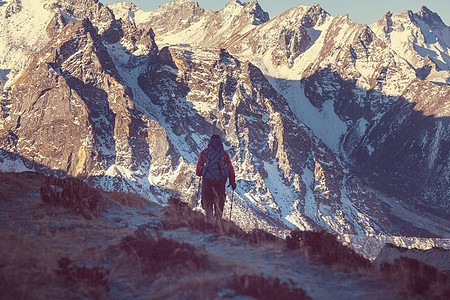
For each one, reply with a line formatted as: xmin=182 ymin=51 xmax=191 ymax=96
xmin=202 ymin=138 xmax=229 ymax=183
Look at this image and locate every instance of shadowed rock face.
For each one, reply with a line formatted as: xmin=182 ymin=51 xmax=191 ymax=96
xmin=0 ymin=0 xmax=448 ymax=235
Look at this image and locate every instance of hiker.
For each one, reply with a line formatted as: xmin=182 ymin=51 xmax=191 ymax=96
xmin=196 ymin=135 xmax=236 ymax=219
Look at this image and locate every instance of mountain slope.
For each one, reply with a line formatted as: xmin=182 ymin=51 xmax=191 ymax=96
xmin=0 ymin=0 xmax=449 ymax=240
xmin=221 ymin=3 xmax=450 ymax=218
xmin=0 ymin=0 xmax=394 ymax=236
xmin=136 ymin=45 xmax=398 ymax=235
xmin=0 ymin=0 xmax=53 ymax=89
xmin=107 ymin=1 xmax=450 ymax=228
xmin=0 ymin=0 xmax=122 ymax=89
xmin=7 ymin=171 xmax=446 ymax=299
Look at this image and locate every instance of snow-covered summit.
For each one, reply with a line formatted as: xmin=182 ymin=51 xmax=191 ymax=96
xmin=106 ymin=1 xmax=148 ymax=23
xmin=0 ymin=0 xmax=121 ymax=88
xmin=416 ymin=5 xmax=448 ymax=28
xmin=370 ymin=6 xmax=450 ymax=84
xmin=0 ymin=0 xmax=53 ymax=88
xmin=107 ymin=0 xmax=269 ymax=48
xmin=222 ymin=0 xmax=269 ymax=25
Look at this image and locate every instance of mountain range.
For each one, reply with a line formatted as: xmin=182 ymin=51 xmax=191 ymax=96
xmin=0 ymin=0 xmax=449 ymax=246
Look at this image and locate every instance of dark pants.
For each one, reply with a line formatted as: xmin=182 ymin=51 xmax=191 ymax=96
xmin=201 ymin=181 xmax=226 ymax=219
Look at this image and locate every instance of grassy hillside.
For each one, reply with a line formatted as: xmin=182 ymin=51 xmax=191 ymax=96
xmin=0 ymin=171 xmax=447 ymax=299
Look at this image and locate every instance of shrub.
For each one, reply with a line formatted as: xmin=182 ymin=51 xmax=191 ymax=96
xmin=55 ymin=257 xmax=109 ymax=294
xmin=286 ymin=230 xmax=371 ymax=269
xmin=0 ymin=263 xmax=18 ymax=299
xmin=243 ymin=228 xmax=283 ymax=245
xmin=40 ymin=176 xmax=102 ymax=218
xmin=228 ymin=273 xmax=312 ymax=300
xmin=380 ymin=257 xmax=449 ymax=298
xmin=120 ymin=227 xmax=208 ymax=274
xmin=161 ymin=197 xmax=214 ymax=231
xmin=161 ymin=197 xmax=243 ymax=235
xmin=103 ymin=190 xmax=151 ymax=209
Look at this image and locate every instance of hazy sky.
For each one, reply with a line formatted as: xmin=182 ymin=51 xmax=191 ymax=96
xmin=99 ymin=0 xmax=450 ymax=25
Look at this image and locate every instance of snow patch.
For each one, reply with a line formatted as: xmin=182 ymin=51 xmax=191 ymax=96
xmin=282 ymin=82 xmax=347 ymax=153
xmin=0 ymin=154 xmax=33 ymax=173
xmin=427 ymin=120 xmax=444 ymax=169
xmin=0 ymin=0 xmax=53 ymax=87
xmin=302 ymin=166 xmax=319 ymax=223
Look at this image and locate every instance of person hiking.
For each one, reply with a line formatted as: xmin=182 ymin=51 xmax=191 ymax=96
xmin=196 ymin=134 xmax=236 ymax=219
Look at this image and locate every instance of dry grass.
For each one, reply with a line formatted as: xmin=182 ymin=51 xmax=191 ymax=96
xmin=55 ymin=257 xmax=110 ymax=297
xmin=0 ymin=171 xmax=46 ymax=200
xmin=0 ymin=171 xmax=139 ymax=299
xmin=39 ymin=176 xmax=103 ymax=219
xmin=161 ymin=197 xmax=218 ymax=232
xmin=102 ymin=190 xmax=155 ymax=209
xmin=286 ymin=229 xmax=372 ymax=271
xmin=144 ymin=271 xmax=231 ymax=300
xmin=0 ymin=216 xmax=131 ymax=298
xmin=2 ymin=171 xmax=446 ymax=299
xmin=228 ymin=273 xmax=313 ymax=300
xmin=119 ymin=227 xmax=208 ymax=275
xmin=0 ymin=230 xmax=74 ymax=299
xmin=379 ymin=257 xmax=450 ymax=299
xmin=161 ymin=197 xmax=283 ymax=246
xmin=0 ymin=174 xmax=233 ymax=299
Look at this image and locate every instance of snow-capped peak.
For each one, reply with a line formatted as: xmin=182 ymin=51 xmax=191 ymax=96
xmin=171 ymin=0 xmax=193 ymax=4
xmin=220 ymin=0 xmax=269 ymax=25
xmin=416 ymin=5 xmax=448 ymax=28
xmin=0 ymin=0 xmax=53 ymax=88
xmin=370 ymin=6 xmax=450 ymax=78
xmin=108 ymin=1 xmax=151 ymax=23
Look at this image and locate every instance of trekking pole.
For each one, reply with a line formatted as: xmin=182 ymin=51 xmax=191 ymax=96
xmin=229 ymin=189 xmax=234 ymax=220
xmin=196 ymin=177 xmax=202 ymax=207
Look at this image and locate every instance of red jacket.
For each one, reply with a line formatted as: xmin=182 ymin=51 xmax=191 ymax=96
xmin=196 ymin=149 xmax=235 ymax=185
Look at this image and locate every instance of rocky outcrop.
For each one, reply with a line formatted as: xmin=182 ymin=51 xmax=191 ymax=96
xmin=46 ymin=0 xmax=124 ymax=44
xmin=4 ymin=0 xmax=22 ymax=19
xmin=2 ymin=17 xmax=157 ymax=181
xmin=227 ymin=4 xmax=330 ymax=67
xmin=370 ymin=6 xmax=450 ymax=78
xmin=139 ymin=0 xmax=206 ymax=36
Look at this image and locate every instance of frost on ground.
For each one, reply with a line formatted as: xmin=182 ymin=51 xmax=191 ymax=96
xmin=1 ymin=171 xmax=448 ymax=299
